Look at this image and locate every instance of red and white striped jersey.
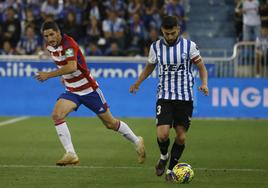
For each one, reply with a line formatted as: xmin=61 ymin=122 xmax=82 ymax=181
xmin=46 ymin=34 xmax=98 ymax=96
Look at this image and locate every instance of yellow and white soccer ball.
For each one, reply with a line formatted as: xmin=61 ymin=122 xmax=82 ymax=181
xmin=172 ymin=162 xmax=194 ymax=183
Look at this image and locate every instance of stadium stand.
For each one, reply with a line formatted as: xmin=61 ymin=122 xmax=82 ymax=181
xmin=187 ymin=0 xmax=236 ymax=57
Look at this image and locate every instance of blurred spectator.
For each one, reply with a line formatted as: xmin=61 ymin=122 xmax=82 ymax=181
xmin=88 ymin=0 xmax=101 ymax=21
xmin=238 ymin=0 xmax=261 ymax=41
xmin=164 ymin=0 xmax=187 ymax=35
xmin=63 ymin=0 xmax=86 ymax=25
xmin=143 ymin=0 xmax=162 ymax=31
xmin=0 ymin=0 xmax=190 ymax=57
xmin=62 ymin=11 xmax=81 ymax=41
xmin=234 ymin=0 xmax=243 ymax=41
xmin=0 ymin=40 xmax=16 ymax=55
xmin=144 ymin=27 xmax=159 ymax=56
xmin=104 ymin=41 xmax=125 ymax=56
xmin=127 ymin=13 xmax=145 ymax=56
xmin=85 ymin=42 xmax=103 ymax=56
xmin=102 ymin=10 xmax=126 ymax=49
xmin=0 ymin=1 xmax=5 ymax=22
xmin=128 ymin=0 xmax=142 ymax=17
xmin=256 ymin=28 xmax=268 ymax=77
xmin=85 ymin=16 xmax=102 ymax=44
xmin=180 ymin=0 xmax=190 ymax=14
xmin=0 ymin=0 xmax=23 ymax=19
xmin=16 ymin=25 xmax=42 ymax=55
xmin=41 ymin=0 xmax=64 ymax=21
xmin=22 ymin=8 xmax=41 ymax=35
xmin=0 ymin=20 xmax=2 ymax=48
xmin=1 ymin=7 xmax=21 ymax=48
xmin=103 ymin=0 xmax=126 ymax=18
xmin=22 ymin=0 xmax=42 ymax=20
xmin=260 ymin=0 xmax=268 ymax=34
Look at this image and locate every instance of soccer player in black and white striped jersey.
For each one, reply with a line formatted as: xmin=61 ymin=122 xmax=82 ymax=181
xmin=130 ymin=16 xmax=209 ymax=181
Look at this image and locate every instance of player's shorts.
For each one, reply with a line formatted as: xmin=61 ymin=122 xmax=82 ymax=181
xmin=57 ymin=88 xmax=108 ymax=114
xmin=156 ymin=99 xmax=193 ymax=130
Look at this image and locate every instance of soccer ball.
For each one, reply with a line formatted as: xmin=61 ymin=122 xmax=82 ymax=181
xmin=171 ymin=162 xmax=194 ymax=183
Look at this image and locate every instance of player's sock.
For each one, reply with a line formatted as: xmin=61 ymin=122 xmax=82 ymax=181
xmin=168 ymin=142 xmax=185 ymax=170
xmin=166 ymin=169 xmax=172 ymax=174
xmin=55 ymin=121 xmax=76 ymax=154
xmin=117 ymin=121 xmax=140 ymax=145
xmin=157 ymin=138 xmax=170 ymax=157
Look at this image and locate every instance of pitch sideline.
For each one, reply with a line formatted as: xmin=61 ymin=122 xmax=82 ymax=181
xmin=0 ymin=116 xmax=30 ymax=127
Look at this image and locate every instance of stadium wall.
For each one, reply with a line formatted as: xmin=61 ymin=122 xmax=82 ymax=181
xmin=0 ymin=57 xmax=267 ymax=118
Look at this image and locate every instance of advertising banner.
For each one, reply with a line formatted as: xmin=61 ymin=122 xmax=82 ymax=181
xmin=0 ymin=59 xmax=215 ymax=78
xmin=0 ymin=60 xmax=266 ymax=118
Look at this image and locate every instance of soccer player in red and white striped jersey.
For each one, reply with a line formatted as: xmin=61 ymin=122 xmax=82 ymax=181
xmin=35 ymin=21 xmax=145 ymax=166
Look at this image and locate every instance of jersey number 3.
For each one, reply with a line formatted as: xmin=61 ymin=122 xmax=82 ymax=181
xmin=156 ymin=105 xmax=161 ymax=115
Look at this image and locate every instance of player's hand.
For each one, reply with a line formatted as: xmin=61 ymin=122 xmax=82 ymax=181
xmin=130 ymin=83 xmax=139 ymax=94
xmin=198 ymin=85 xmax=209 ymax=96
xmin=34 ymin=71 xmax=50 ymax=82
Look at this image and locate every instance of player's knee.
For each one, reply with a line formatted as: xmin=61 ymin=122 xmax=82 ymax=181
xmin=51 ymin=112 xmax=64 ymax=123
xmin=104 ymin=120 xmax=118 ymax=131
xmin=105 ymin=122 xmax=114 ymax=130
xmin=176 ymin=134 xmax=186 ymax=145
xmin=158 ymin=132 xmax=169 ymax=142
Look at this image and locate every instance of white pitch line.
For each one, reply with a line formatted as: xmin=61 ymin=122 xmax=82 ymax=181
xmin=0 ymin=164 xmax=142 ymax=169
xmin=0 ymin=164 xmax=267 ymax=172
xmin=0 ymin=116 xmax=30 ymax=127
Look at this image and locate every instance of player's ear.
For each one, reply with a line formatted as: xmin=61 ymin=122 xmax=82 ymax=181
xmin=177 ymin=26 xmax=181 ymax=35
xmin=160 ymin=27 xmax=164 ymax=36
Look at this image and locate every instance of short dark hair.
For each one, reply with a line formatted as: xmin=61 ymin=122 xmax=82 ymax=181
xmin=161 ymin=16 xmax=179 ymax=29
xmin=41 ymin=21 xmax=60 ymax=33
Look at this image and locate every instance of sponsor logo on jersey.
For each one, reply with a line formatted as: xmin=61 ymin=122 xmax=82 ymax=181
xmin=162 ymin=64 xmax=185 ymax=72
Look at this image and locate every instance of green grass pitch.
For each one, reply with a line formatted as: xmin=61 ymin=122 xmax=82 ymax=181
xmin=0 ymin=117 xmax=267 ymax=188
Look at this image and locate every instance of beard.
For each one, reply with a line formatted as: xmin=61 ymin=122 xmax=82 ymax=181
xmin=165 ymin=35 xmax=179 ymax=46
xmin=167 ymin=39 xmax=176 ymax=45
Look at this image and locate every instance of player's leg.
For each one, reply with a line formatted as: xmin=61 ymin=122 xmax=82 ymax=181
xmin=81 ymin=88 xmax=145 ymax=163
xmin=98 ymin=108 xmax=145 ymax=164
xmin=166 ymin=101 xmax=193 ymax=179
xmin=52 ymin=93 xmax=80 ymax=166
xmin=164 ymin=125 xmax=187 ymax=181
xmin=167 ymin=126 xmax=186 ymax=171
xmin=155 ymin=99 xmax=172 ymax=176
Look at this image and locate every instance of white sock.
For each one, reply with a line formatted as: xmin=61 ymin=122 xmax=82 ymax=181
xmin=160 ymin=153 xmax=169 ymax=160
xmin=117 ymin=121 xmax=140 ymax=145
xmin=166 ymin=169 xmax=172 ymax=174
xmin=55 ymin=122 xmax=76 ymax=154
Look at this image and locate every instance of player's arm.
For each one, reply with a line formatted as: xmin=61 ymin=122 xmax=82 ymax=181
xmin=130 ymin=42 xmax=158 ymax=93
xmin=35 ymin=60 xmax=77 ymax=82
xmin=194 ymin=56 xmax=209 ymax=96
xmin=130 ymin=63 xmax=156 ymax=94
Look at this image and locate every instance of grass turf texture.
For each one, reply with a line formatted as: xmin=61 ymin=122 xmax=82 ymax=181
xmin=0 ymin=117 xmax=267 ymax=188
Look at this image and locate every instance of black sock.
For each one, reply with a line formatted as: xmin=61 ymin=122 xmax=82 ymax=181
xmin=157 ymin=138 xmax=170 ymax=156
xmin=168 ymin=142 xmax=185 ymax=170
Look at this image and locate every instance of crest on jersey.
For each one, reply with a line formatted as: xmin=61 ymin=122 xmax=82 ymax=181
xmin=181 ymin=53 xmax=187 ymax=59
xmin=65 ymin=48 xmax=74 ymax=57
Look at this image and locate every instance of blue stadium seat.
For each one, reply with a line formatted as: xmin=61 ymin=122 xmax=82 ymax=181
xmin=187 ymin=0 xmax=236 ymax=57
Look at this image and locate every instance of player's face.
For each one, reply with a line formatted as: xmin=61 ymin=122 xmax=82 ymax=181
xmin=161 ymin=26 xmax=180 ymax=45
xmin=43 ymin=29 xmax=61 ymax=47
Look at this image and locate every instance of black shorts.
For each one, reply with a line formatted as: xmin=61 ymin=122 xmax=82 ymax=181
xmin=156 ymin=99 xmax=193 ymax=130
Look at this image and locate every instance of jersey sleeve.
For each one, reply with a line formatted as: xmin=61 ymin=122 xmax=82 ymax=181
xmin=190 ymin=41 xmax=202 ymax=64
xmin=148 ymin=43 xmax=158 ymax=64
